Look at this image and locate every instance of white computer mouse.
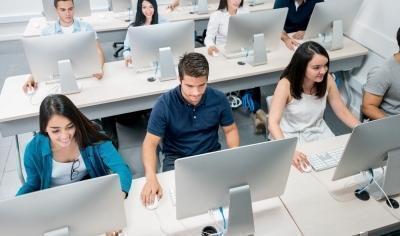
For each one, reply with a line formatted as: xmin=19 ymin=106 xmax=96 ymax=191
xmin=301 ymin=164 xmax=312 ymax=173
xmin=145 ymin=197 xmax=159 ymax=210
xmin=33 ymin=23 xmax=40 ymax=28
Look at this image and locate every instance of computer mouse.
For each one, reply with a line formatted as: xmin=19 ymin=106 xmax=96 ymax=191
xmin=212 ymin=51 xmax=219 ymax=57
xmin=145 ymin=196 xmax=159 ymax=210
xmin=27 ymin=87 xmax=36 ymax=95
xmin=300 ymin=163 xmax=312 ymax=173
xmin=33 ymin=23 xmax=40 ymax=28
xmin=99 ymin=14 xmax=106 ymax=19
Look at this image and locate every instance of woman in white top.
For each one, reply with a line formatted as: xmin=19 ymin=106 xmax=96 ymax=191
xmin=268 ymin=41 xmax=360 ymax=172
xmin=204 ymin=0 xmax=248 ymax=55
xmin=123 ymin=0 xmax=167 ymax=66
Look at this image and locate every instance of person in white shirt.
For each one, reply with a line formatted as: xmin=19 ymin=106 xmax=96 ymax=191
xmin=22 ymin=0 xmax=105 ymax=93
xmin=204 ymin=0 xmax=248 ymax=56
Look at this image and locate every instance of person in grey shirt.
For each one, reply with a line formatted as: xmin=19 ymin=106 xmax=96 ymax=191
xmin=362 ymin=27 xmax=400 ymax=120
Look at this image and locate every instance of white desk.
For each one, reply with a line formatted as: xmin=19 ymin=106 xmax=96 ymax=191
xmin=0 ymin=38 xmax=368 ymax=137
xmin=126 ymin=170 xmax=301 ymax=235
xmin=23 ymin=3 xmax=273 ymax=42
xmin=281 ymin=135 xmax=400 ymax=236
xmin=125 ymin=135 xmax=400 ymax=235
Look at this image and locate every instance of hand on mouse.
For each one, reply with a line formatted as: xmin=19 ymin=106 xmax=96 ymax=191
xmin=207 ymin=46 xmax=219 ymax=56
xmin=292 ymin=150 xmax=310 ymax=173
xmin=141 ymin=175 xmax=163 ymax=207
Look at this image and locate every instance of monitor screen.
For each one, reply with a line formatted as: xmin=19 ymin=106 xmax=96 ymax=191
xmin=22 ymin=31 xmax=101 ymax=83
xmin=304 ymin=0 xmax=363 ymax=39
xmin=224 ymin=8 xmax=288 ymax=54
xmin=175 ymin=137 xmax=297 ymax=232
xmin=0 ymin=174 xmax=126 ymax=236
xmin=128 ymin=20 xmax=195 ymax=71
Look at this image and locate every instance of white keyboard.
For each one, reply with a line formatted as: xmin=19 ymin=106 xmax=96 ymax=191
xmin=308 ymin=146 xmax=345 ymax=171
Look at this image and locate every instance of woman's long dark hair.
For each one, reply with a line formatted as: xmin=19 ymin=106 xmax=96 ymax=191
xmin=39 ymin=94 xmax=109 ymax=148
xmin=281 ymin=41 xmax=330 ymax=99
xmin=131 ymin=0 xmax=159 ymax=27
xmin=217 ymin=0 xmax=244 ymax=11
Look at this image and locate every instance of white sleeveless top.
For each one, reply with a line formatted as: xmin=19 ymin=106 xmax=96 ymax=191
xmin=278 ymin=92 xmax=334 ymax=143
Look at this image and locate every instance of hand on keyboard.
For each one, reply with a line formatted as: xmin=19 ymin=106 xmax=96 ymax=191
xmin=292 ymin=150 xmax=311 ymax=173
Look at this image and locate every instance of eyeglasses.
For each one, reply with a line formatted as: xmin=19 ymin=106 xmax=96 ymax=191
xmin=70 ymin=158 xmax=80 ymax=181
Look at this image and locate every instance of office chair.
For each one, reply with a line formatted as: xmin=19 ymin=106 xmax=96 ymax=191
xmin=113 ymin=41 xmax=125 ymax=58
xmin=195 ymin=29 xmax=207 ymax=46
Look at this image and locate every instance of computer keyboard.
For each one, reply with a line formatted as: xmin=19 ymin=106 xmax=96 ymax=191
xmin=308 ymin=146 xmax=345 ymax=171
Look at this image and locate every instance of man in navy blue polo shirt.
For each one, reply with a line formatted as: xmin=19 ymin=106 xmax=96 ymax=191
xmin=274 ymin=0 xmax=323 ymax=50
xmin=140 ymin=52 xmax=240 ymax=206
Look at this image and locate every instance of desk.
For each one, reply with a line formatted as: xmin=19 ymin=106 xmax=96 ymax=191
xmin=281 ymin=135 xmax=400 ymax=236
xmin=22 ymin=3 xmax=273 ymax=41
xmin=0 ymin=38 xmax=367 ymax=137
xmin=125 ymin=134 xmax=400 ymax=235
xmin=125 ymin=170 xmax=301 ymax=235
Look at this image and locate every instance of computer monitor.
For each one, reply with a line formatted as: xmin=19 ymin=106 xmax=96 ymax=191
xmin=128 ymin=20 xmax=194 ymax=81
xmin=303 ymin=0 xmax=362 ymax=49
xmin=333 ymin=114 xmax=400 ymax=201
xmin=42 ymin=0 xmax=92 ymax=21
xmin=175 ymin=137 xmax=297 ymax=235
xmin=22 ymin=31 xmax=101 ymax=94
xmin=0 ymin=174 xmax=126 ymax=236
xmin=224 ymin=8 xmax=288 ymax=65
xmin=110 ymin=0 xmax=132 ymax=12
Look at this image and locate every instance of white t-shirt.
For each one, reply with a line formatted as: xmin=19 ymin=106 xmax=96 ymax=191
xmin=51 ymin=154 xmax=88 ymax=187
xmin=60 ymin=24 xmax=74 ymax=34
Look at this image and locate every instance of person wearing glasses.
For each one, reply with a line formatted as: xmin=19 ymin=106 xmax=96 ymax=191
xmin=16 ymin=94 xmax=132 ymax=198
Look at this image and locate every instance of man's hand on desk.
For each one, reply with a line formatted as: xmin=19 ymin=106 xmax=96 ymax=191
xmin=22 ymin=75 xmax=38 ymax=94
xmin=292 ymin=30 xmax=305 ymax=40
xmin=124 ymin=56 xmax=132 ymax=67
xmin=283 ymin=37 xmax=299 ymax=51
xmin=207 ymin=46 xmax=219 ymax=56
xmin=141 ymin=175 xmax=163 ymax=206
xmin=93 ymin=71 xmax=104 ymax=80
xmin=292 ymin=150 xmax=310 ymax=173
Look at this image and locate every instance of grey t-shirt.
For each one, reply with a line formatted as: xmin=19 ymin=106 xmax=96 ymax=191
xmin=363 ymin=56 xmax=400 ymax=116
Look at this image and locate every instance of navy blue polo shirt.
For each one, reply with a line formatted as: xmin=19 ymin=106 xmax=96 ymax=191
xmin=147 ymin=85 xmax=234 ymax=159
xmin=274 ymin=0 xmax=323 ymax=33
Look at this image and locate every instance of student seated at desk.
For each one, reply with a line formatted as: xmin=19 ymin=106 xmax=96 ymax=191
xmin=16 ymin=94 xmax=132 ymax=197
xmin=122 ymin=0 xmax=168 ymax=66
xmin=22 ymin=0 xmax=105 ymax=93
xmin=268 ymin=41 xmax=360 ymax=172
xmin=140 ymin=52 xmax=239 ymax=206
xmin=205 ymin=0 xmax=266 ymax=133
xmin=362 ymin=27 xmax=400 ymax=120
xmin=274 ymin=0 xmax=323 ymax=50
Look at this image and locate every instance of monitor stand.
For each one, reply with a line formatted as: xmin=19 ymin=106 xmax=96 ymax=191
xmin=247 ymin=33 xmax=267 ymax=67
xmin=158 ymin=47 xmax=177 ymax=82
xmin=369 ymin=148 xmax=400 ymax=208
xmin=226 ymin=185 xmax=255 ymax=236
xmin=330 ymin=20 xmax=343 ymax=50
xmin=197 ymin=0 xmax=208 ymax=14
xmin=58 ymin=59 xmax=80 ymax=94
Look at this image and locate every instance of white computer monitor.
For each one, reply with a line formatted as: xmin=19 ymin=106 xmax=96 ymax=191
xmin=333 ymin=114 xmax=400 ymax=202
xmin=175 ymin=137 xmax=297 ymax=235
xmin=22 ymin=31 xmax=101 ymax=94
xmin=42 ymin=0 xmax=92 ymax=21
xmin=224 ymin=8 xmax=288 ymax=65
xmin=110 ymin=0 xmax=132 ymax=12
xmin=303 ymin=0 xmax=362 ymax=49
xmin=0 ymin=174 xmax=126 ymax=236
xmin=128 ymin=20 xmax=194 ymax=81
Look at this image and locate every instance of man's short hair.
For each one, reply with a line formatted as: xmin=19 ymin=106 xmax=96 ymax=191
xmin=397 ymin=27 xmax=400 ymax=50
xmin=54 ymin=0 xmax=74 ymax=8
xmin=178 ymin=52 xmax=209 ymax=81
